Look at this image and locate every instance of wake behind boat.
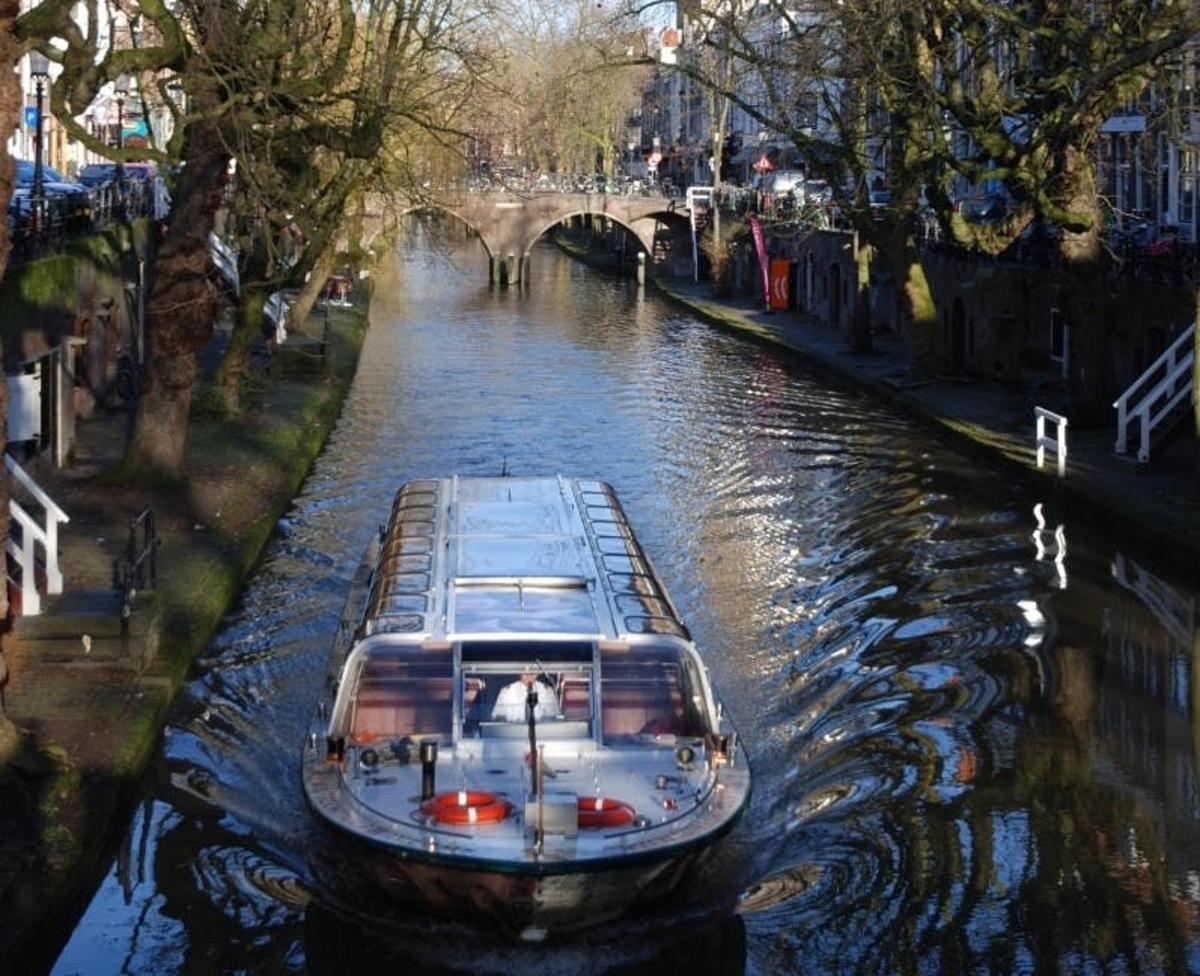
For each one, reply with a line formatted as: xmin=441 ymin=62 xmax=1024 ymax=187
xmin=302 ymin=475 xmax=750 ymax=938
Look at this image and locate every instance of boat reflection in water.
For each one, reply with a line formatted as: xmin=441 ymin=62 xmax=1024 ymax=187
xmin=303 ymin=476 xmax=750 ymax=940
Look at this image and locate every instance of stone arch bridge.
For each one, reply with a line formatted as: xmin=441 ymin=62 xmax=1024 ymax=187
xmin=363 ymin=191 xmax=694 ymax=284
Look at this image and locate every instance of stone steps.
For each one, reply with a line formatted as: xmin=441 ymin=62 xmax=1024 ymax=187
xmin=13 ymin=590 xmax=160 ymax=640
xmin=6 ymin=590 xmax=167 ymax=710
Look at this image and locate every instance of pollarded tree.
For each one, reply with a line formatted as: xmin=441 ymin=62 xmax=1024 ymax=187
xmin=911 ymin=1 xmax=1200 ymax=420
xmin=657 ymin=0 xmax=951 ymax=358
xmin=18 ymin=0 xmax=484 ymax=474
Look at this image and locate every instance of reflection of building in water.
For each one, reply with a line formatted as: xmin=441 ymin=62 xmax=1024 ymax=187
xmin=1096 ymin=553 xmax=1200 ymax=824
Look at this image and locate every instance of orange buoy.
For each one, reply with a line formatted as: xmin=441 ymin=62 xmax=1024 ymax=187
xmin=420 ymin=790 xmax=512 ymax=825
xmin=577 ymin=796 xmax=636 ymax=829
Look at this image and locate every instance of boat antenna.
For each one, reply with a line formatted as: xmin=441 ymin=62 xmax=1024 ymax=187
xmin=526 ymin=678 xmax=539 ymax=796
xmin=532 ymin=658 xmax=555 ymax=692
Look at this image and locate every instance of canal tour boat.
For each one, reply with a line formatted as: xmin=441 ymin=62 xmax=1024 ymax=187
xmin=302 ymin=475 xmax=750 ymax=938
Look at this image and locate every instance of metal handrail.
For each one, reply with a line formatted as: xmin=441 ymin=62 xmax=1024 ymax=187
xmin=112 ymin=507 xmax=158 ymax=629
xmin=4 ymin=454 xmax=69 ymax=615
xmin=1035 ymin=406 xmax=1068 ymax=477
xmin=1113 ymin=322 xmax=1195 ymax=460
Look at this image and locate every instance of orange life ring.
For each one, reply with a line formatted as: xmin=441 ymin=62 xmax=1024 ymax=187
xmin=577 ymin=796 xmax=636 ymax=829
xmin=420 ymin=790 xmax=512 ymax=825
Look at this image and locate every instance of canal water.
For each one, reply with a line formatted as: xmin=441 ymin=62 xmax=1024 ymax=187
xmin=53 ymin=224 xmax=1200 ymax=974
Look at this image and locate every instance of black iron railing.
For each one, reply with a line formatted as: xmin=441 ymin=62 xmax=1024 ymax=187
xmin=112 ymin=506 xmax=159 ymax=634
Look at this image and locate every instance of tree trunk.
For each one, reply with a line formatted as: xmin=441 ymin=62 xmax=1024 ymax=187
xmin=128 ymin=112 xmax=230 ymax=475
xmin=1194 ymin=288 xmax=1199 ymax=495
xmin=880 ymin=232 xmax=939 ymax=372
xmin=852 ymin=236 xmax=873 ymax=354
xmin=285 ymin=245 xmax=337 ymax=337
xmin=285 ymin=205 xmax=364 ymax=332
xmin=1057 ymin=147 xmax=1110 ymax=425
xmin=213 ymin=280 xmax=268 ymax=415
xmin=0 ymin=6 xmax=25 ymax=621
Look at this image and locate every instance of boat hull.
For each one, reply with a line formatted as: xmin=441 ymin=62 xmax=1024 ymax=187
xmin=327 ymin=826 xmax=714 ymax=937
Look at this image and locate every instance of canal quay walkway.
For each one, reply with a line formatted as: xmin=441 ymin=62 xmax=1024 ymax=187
xmin=652 ymin=276 xmax=1200 ymax=574
xmin=0 ymin=300 xmax=368 ymax=972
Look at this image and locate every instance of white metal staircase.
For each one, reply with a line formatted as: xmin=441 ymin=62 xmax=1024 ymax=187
xmin=1113 ymin=322 xmax=1195 ymax=463
xmin=5 ymin=453 xmax=69 ymax=616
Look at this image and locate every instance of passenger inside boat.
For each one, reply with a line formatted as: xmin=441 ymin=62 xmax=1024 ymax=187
xmin=490 ymin=666 xmax=561 ymax=722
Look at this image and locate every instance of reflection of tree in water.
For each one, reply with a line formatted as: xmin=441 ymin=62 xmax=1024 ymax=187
xmin=121 ymin=785 xmax=309 ymax=974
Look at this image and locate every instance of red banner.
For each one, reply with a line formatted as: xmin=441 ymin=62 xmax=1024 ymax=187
xmin=749 ymin=217 xmax=770 ymax=306
xmin=769 ymin=258 xmax=790 ymax=310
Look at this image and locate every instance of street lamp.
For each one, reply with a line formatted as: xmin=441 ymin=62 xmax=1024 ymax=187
xmin=114 ymin=74 xmax=130 ymax=219
xmin=29 ymin=52 xmax=50 ymax=242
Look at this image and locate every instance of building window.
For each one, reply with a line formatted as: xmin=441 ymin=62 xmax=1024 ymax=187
xmin=1179 ymin=149 xmax=1197 ymax=228
xmin=1049 ymin=308 xmax=1068 ymax=377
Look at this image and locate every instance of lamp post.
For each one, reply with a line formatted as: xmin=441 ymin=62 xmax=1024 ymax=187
xmin=29 ymin=52 xmax=50 ymax=243
xmin=114 ymin=74 xmax=129 ymax=219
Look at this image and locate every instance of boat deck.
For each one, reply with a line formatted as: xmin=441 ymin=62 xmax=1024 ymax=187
xmin=304 ymin=734 xmax=747 ymax=868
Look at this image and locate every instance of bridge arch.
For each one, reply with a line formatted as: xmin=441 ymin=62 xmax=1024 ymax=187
xmin=396 ymin=204 xmax=496 ymax=261
xmin=520 ymin=207 xmax=692 ymax=267
xmin=382 ymin=192 xmax=694 ymax=284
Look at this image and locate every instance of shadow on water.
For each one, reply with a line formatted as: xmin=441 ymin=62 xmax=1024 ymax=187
xmin=303 ymin=897 xmax=747 ymax=976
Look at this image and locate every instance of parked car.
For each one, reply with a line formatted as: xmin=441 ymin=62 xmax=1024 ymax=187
xmin=6 ymin=186 xmax=33 ymax=230
xmin=77 ymin=163 xmax=119 ymax=188
xmin=13 ymin=159 xmax=92 ymax=231
xmin=955 ymin=192 xmax=1008 ymax=224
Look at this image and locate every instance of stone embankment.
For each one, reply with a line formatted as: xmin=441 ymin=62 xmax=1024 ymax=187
xmin=0 ymin=298 xmax=369 ymax=972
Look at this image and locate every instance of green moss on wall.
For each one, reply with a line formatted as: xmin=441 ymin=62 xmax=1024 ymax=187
xmin=0 ymin=222 xmax=151 ymax=367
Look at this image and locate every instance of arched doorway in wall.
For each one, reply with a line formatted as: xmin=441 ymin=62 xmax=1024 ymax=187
xmin=830 ymin=263 xmax=842 ymax=328
xmin=950 ymin=297 xmax=966 ymax=373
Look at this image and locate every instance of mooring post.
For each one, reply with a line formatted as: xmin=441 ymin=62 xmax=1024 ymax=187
xmin=637 ymin=251 xmax=646 ymax=286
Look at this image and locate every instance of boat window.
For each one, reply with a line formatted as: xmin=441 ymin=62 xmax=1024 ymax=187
xmin=599 ymin=644 xmax=707 ymax=741
xmin=460 ymin=640 xmax=594 ymax=663
xmin=349 ymin=649 xmax=452 ymax=743
xmin=596 ymin=536 xmax=642 ymax=557
xmin=622 ymin=616 xmax=688 ymax=637
xmin=460 ymin=667 xmax=592 ymax=737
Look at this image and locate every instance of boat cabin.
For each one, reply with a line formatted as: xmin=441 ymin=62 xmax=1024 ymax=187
xmin=333 ymin=636 xmax=711 ymax=749
xmin=325 ymin=476 xmax=720 ymax=756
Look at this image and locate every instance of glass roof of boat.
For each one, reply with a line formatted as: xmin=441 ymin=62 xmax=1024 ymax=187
xmin=456 ymin=537 xmax=583 ymax=579
xmin=358 ymin=477 xmax=690 ymax=643
xmin=453 ymin=584 xmax=598 ymax=634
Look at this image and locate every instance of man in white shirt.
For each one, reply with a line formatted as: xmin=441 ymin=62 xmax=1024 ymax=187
xmin=491 ymin=667 xmax=560 ymax=722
